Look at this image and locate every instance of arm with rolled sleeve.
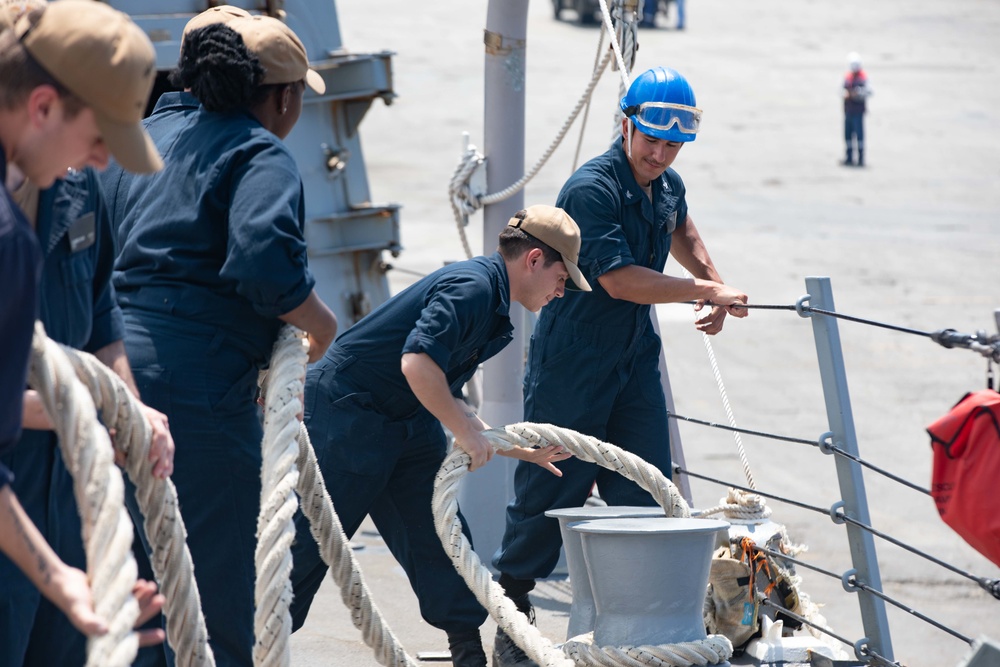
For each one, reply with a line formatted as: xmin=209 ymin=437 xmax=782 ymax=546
xmin=222 ymin=142 xmax=336 ymax=360
xmin=401 ymin=275 xmax=495 ymax=470
xmin=565 ymin=171 xmax=746 ymax=315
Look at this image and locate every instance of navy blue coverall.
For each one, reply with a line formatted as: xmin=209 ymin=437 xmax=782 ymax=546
xmin=289 ymin=253 xmax=514 ymax=636
xmin=493 ymin=141 xmax=684 ymax=581
xmin=103 ymin=91 xmax=315 ymax=667
xmin=0 ymin=144 xmax=42 ymax=495
xmin=0 ymin=167 xmax=122 ymax=667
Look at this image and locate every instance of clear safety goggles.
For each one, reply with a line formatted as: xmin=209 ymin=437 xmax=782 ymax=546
xmin=623 ymin=102 xmax=702 ymax=134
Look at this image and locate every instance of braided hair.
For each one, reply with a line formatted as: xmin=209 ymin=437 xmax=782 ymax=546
xmin=169 ymin=23 xmax=264 ymax=113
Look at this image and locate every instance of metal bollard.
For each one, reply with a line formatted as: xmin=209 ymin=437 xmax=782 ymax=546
xmin=545 ymin=506 xmax=667 ymax=639
xmin=570 ymin=517 xmax=729 ymax=647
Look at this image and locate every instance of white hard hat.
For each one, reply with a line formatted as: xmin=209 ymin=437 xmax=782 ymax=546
xmin=847 ymin=51 xmax=863 ymax=72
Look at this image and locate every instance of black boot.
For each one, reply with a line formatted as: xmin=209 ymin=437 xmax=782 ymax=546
xmin=492 ymin=575 xmax=538 ymax=667
xmin=841 ymin=147 xmax=854 ymax=166
xmin=857 ymin=148 xmax=865 ymax=167
xmin=448 ymin=629 xmax=487 ymax=667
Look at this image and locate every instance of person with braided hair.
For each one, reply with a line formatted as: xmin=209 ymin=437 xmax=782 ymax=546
xmin=101 ymin=15 xmax=337 ymax=667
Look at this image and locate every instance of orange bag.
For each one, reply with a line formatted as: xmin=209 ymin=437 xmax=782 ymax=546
xmin=926 ymin=390 xmax=1000 ymax=567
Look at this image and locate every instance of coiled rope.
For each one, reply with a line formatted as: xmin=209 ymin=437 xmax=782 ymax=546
xmin=28 ymin=322 xmax=140 ymax=667
xmin=254 ymin=326 xmax=309 ymax=667
xmin=58 ymin=342 xmax=214 ymax=666
xmin=432 ymin=423 xmax=733 ymax=667
xmin=448 ymin=5 xmax=620 ymax=258
xmin=694 ymin=487 xmax=773 ymax=523
xmin=295 ymin=424 xmax=419 ymax=666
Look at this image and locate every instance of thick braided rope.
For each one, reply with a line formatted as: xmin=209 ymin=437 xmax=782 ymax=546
xmin=693 ymin=488 xmax=772 ymax=523
xmin=564 ymin=632 xmax=733 ymax=667
xmin=60 ymin=345 xmax=214 ymax=667
xmin=433 ymin=424 xmax=734 ymax=667
xmin=254 ymin=326 xmax=308 ymax=667
xmin=28 ymin=322 xmax=140 ymax=667
xmin=295 ymin=423 xmax=419 ymax=667
xmin=448 ymin=49 xmax=613 ymax=258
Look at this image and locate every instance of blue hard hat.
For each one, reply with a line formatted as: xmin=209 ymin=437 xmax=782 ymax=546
xmin=620 ymin=67 xmax=701 ymax=142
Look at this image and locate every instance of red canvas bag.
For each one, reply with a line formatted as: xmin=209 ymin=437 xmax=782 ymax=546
xmin=927 ymin=390 xmax=1000 ymax=567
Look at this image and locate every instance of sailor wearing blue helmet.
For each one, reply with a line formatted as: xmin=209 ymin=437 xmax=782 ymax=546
xmin=490 ymin=67 xmax=749 ymax=667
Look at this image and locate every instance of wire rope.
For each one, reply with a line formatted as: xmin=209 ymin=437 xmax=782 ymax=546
xmin=675 ymin=465 xmax=1000 ymax=597
xmin=757 ymin=600 xmax=901 ymax=667
xmin=667 ymin=412 xmax=931 ymax=495
xmin=750 ymin=545 xmax=973 ymax=645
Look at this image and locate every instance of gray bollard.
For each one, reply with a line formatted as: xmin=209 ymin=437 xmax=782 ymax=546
xmin=571 ymin=517 xmax=729 ymax=647
xmin=545 ymin=506 xmax=667 ymax=639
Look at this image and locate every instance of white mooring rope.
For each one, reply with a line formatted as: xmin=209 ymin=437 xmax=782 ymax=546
xmin=295 ymin=423 xmax=420 ymax=667
xmin=60 ymin=342 xmax=214 ymax=667
xmin=432 ymin=423 xmax=733 ymax=667
xmin=254 ymin=326 xmax=309 ymax=667
xmin=28 ymin=322 xmax=140 ymax=667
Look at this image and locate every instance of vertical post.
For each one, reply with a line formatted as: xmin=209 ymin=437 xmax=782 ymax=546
xmin=803 ymin=276 xmax=894 ymax=661
xmin=651 ymin=309 xmax=692 ymax=505
xmin=457 ymin=0 xmax=530 ymax=568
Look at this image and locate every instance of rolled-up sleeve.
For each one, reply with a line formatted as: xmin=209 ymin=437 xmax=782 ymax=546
xmin=221 ymin=143 xmax=315 ymax=318
xmin=85 ymin=178 xmax=125 ymax=352
xmin=402 ymin=275 xmax=491 ymax=372
xmin=559 ymin=178 xmax=635 ymax=284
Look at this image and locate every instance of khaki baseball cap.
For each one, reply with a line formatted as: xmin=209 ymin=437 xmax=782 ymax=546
xmin=181 ymin=5 xmax=251 ymax=40
xmin=508 ymin=205 xmax=591 ymax=292
xmin=16 ymin=0 xmax=162 ymax=173
xmin=0 ymin=0 xmax=45 ymax=29
xmin=227 ymin=15 xmax=325 ymax=95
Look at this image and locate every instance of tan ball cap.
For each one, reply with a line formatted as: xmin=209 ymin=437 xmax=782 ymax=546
xmin=227 ymin=15 xmax=325 ymax=95
xmin=508 ymin=205 xmax=591 ymax=292
xmin=16 ymin=0 xmax=162 ymax=173
xmin=182 ymin=5 xmax=251 ymax=40
xmin=0 ymin=0 xmax=45 ymax=30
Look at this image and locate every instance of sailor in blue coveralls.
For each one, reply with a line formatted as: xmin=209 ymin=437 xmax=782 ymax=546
xmin=490 ymin=68 xmax=749 ymax=667
xmin=289 ymin=206 xmax=588 ymax=667
xmin=0 ymin=1 xmax=169 ymax=661
xmin=0 ymin=168 xmax=174 ymax=667
xmin=102 ymin=19 xmax=337 ymax=667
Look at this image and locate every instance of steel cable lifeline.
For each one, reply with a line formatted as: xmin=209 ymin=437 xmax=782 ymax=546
xmin=253 ymin=326 xmax=308 ymax=667
xmin=688 ymin=299 xmax=1000 ymax=361
xmin=675 ymin=465 xmax=1000 ymax=599
xmin=750 ymin=544 xmax=973 ymax=645
xmin=28 ymin=323 xmax=141 ymax=667
xmin=58 ymin=343 xmax=215 ymax=667
xmin=666 ymin=412 xmax=931 ymax=496
xmin=756 ymin=599 xmax=901 ymax=667
xmin=433 ymin=423 xmax=734 ymax=667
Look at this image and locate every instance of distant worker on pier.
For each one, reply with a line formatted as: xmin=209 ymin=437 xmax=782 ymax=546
xmin=289 ymin=206 xmax=585 ymax=667
xmin=491 ymin=66 xmax=749 ymax=667
xmin=842 ymin=51 xmax=871 ymax=167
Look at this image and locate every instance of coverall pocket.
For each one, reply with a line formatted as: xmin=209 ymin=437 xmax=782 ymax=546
xmin=529 ymin=329 xmax=589 ymax=371
xmin=316 ymin=392 xmax=402 ymax=478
